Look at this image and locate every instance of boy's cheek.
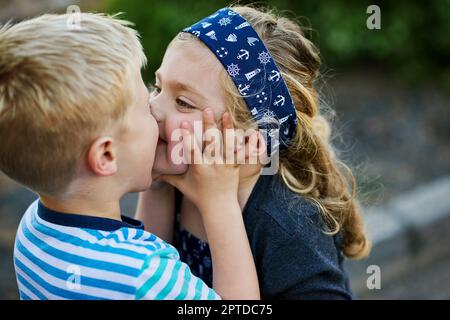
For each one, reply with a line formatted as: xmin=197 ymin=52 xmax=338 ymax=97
xmin=153 ymin=142 xmax=188 ymax=175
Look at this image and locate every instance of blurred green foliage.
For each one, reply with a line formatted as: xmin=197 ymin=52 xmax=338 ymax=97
xmin=105 ymin=0 xmax=450 ymax=88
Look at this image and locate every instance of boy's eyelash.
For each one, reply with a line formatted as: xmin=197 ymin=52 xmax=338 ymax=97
xmin=150 ymin=83 xmax=161 ymax=93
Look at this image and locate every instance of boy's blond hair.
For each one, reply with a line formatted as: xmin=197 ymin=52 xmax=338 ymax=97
xmin=0 ymin=13 xmax=146 ymax=195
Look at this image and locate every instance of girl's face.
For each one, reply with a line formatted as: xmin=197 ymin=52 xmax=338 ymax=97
xmin=150 ymin=39 xmax=228 ymax=175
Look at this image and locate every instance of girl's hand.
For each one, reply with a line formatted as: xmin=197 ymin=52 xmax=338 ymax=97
xmin=157 ymin=108 xmax=248 ymax=214
xmin=159 ymin=108 xmax=260 ymax=299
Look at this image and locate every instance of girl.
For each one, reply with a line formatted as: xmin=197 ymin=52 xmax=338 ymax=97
xmin=137 ymin=5 xmax=370 ymax=299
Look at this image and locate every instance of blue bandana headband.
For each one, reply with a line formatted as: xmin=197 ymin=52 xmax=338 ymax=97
xmin=182 ymin=7 xmax=298 ymax=151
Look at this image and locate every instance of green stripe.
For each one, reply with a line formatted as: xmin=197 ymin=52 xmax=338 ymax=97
xmin=135 ymin=249 xmax=175 ymax=300
xmin=136 ymin=258 xmax=167 ymax=299
xmin=207 ymin=288 xmax=219 ymax=300
xmin=174 ymin=265 xmax=191 ymax=300
xmin=193 ymin=277 xmax=204 ymax=299
xmin=154 ymin=260 xmax=182 ymax=299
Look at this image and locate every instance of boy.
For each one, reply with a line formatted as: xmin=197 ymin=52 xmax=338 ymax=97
xmin=0 ymin=13 xmax=258 ymax=299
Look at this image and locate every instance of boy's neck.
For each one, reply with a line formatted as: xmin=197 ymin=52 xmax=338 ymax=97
xmin=39 ymin=193 xmax=123 ymax=221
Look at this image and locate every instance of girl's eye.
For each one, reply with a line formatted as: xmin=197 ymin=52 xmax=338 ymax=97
xmin=176 ymin=98 xmax=195 ymax=109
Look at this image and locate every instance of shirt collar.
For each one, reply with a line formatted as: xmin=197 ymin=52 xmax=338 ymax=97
xmin=37 ymin=201 xmax=144 ymax=231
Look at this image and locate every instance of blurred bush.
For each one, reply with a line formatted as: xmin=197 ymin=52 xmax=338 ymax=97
xmin=105 ymin=0 xmax=450 ymax=88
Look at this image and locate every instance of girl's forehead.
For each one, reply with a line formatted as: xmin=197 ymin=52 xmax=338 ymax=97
xmin=167 ymin=39 xmax=222 ymax=72
xmin=162 ymin=41 xmax=224 ymax=91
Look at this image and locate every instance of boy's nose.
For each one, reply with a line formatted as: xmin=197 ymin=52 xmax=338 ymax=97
xmin=149 ymin=99 xmax=164 ymax=124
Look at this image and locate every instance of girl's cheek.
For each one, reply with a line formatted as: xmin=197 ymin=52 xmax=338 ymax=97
xmin=165 ymin=114 xmax=202 ymax=145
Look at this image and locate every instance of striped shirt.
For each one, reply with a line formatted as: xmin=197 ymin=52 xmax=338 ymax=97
xmin=13 ymin=200 xmax=220 ymax=300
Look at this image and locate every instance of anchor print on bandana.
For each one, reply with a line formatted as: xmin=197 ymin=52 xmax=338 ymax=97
xmin=237 ymin=49 xmax=250 ymax=60
xmin=268 ymin=70 xmax=281 ymax=82
xmin=273 ymin=95 xmax=286 ymax=107
xmin=238 ymin=83 xmax=251 ymax=96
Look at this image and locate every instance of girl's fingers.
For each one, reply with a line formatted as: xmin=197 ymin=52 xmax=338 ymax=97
xmin=181 ymin=121 xmax=202 ymax=164
xmin=245 ymin=131 xmax=259 ymax=162
xmin=221 ymin=111 xmax=233 ymax=130
xmin=203 ymin=108 xmax=217 ymax=131
xmin=202 ymin=108 xmax=217 ymax=153
xmin=256 ymin=131 xmax=267 ymax=157
xmin=222 ymin=112 xmax=236 ymax=164
xmin=156 ymin=174 xmax=182 ymax=189
xmin=203 ymin=108 xmax=220 ymax=160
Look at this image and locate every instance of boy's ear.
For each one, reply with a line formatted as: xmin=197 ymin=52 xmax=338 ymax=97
xmin=87 ymin=137 xmax=118 ymax=176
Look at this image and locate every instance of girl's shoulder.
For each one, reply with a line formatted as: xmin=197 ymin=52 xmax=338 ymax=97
xmin=244 ymin=174 xmax=326 ymax=237
xmin=244 ymin=174 xmax=351 ymax=299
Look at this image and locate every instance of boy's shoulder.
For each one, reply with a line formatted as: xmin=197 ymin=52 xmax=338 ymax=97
xmin=13 ymin=200 xmax=189 ymax=300
xmin=17 ymin=199 xmax=178 ymax=261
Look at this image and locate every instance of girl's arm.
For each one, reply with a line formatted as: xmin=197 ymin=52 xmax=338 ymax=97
xmin=135 ymin=181 xmax=175 ymax=243
xmin=158 ymin=109 xmax=260 ymax=300
xmin=200 ymin=194 xmax=258 ymax=299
